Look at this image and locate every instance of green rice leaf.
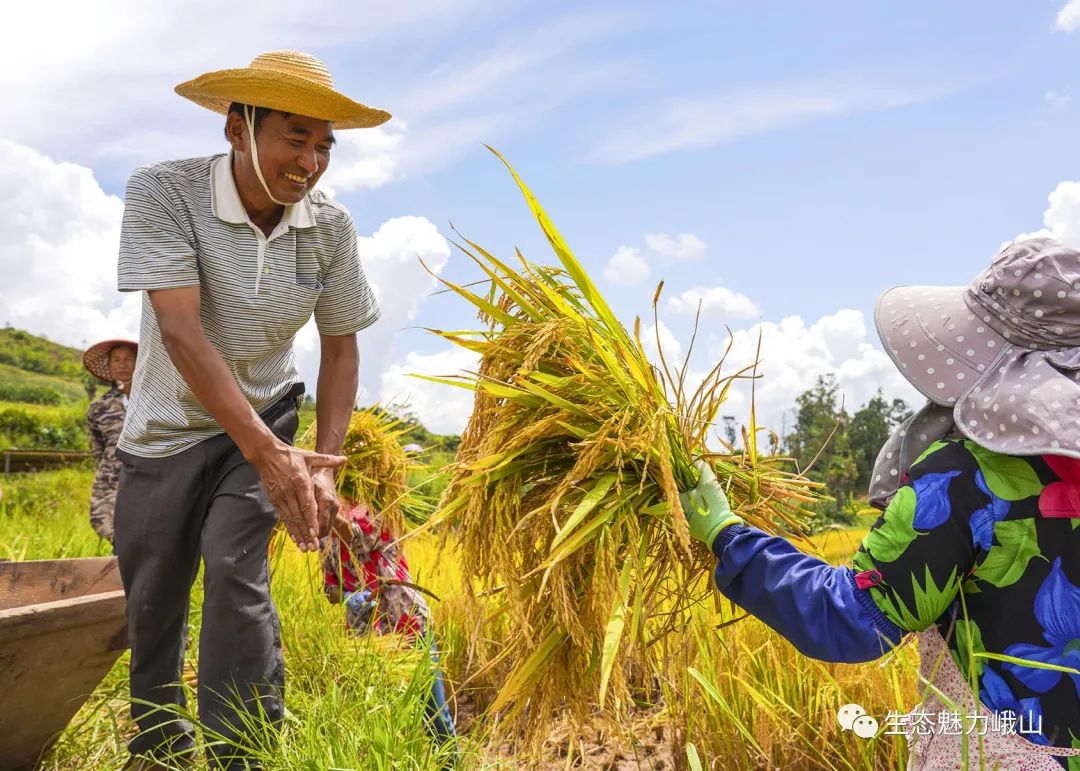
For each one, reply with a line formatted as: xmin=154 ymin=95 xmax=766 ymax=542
xmin=686 ymin=744 xmax=704 ymax=771
xmin=490 ymin=626 xmax=569 ymax=713
xmin=598 ymin=557 xmax=634 ymax=709
xmin=551 ymin=473 xmax=618 ymax=550
xmin=487 ymin=146 xmax=627 ymax=343
xmin=973 ymin=651 xmax=1080 ymax=675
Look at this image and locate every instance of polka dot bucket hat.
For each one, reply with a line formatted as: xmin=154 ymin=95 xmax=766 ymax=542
xmin=870 ymin=237 xmax=1080 ymax=505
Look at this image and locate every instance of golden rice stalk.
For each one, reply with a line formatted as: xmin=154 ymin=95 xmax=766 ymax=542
xmin=417 ymin=148 xmax=820 ymax=743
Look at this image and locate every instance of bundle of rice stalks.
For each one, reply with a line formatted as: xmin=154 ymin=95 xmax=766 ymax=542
xmin=298 ymin=406 xmax=432 ymax=534
xmin=418 ymin=149 xmax=820 ymax=742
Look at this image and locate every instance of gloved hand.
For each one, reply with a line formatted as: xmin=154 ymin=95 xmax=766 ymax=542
xmin=678 ymin=460 xmax=743 ymax=547
xmin=345 ymin=588 xmax=375 ymax=613
xmin=344 ymin=589 xmax=377 ymax=633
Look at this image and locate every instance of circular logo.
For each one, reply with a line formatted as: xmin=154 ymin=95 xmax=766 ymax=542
xmin=837 ymin=703 xmax=866 ymax=731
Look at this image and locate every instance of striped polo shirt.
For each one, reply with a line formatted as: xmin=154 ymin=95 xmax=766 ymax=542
xmin=116 ymin=153 xmax=379 ymax=458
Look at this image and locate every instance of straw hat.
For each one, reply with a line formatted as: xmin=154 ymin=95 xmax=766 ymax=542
xmin=83 ymin=339 xmax=138 ymax=384
xmin=175 ymin=50 xmax=390 ymax=129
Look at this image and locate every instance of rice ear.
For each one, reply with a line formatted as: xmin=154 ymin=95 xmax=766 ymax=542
xmin=420 ymin=149 xmax=819 ymax=745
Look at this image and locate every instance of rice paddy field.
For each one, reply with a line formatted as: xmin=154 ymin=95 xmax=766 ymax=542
xmin=0 ymin=466 xmax=920 ymax=770
xmin=0 ymin=155 xmax=930 ymax=771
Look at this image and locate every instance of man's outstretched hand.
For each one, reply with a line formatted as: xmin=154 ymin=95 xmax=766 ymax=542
xmin=251 ymin=441 xmax=345 ymax=552
xmin=311 ymin=466 xmax=341 ymax=539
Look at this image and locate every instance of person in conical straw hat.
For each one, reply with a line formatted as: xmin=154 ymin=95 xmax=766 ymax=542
xmin=114 ymin=51 xmax=386 ymax=769
xmin=82 ymin=338 xmax=137 ymax=545
xmin=677 ymin=238 xmax=1080 ymax=769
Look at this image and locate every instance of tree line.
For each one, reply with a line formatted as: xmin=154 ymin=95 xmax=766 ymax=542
xmin=780 ymin=374 xmax=912 ymax=525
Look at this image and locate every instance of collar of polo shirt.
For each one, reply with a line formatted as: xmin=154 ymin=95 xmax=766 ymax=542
xmin=210 ymin=151 xmax=316 ymax=231
xmin=210 ymin=152 xmax=317 ymax=293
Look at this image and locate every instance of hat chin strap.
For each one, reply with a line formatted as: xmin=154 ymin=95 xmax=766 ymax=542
xmin=245 ymin=105 xmax=292 ymax=208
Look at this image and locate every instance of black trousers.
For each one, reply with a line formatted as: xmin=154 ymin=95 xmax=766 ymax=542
xmin=114 ymin=385 xmax=302 ymax=768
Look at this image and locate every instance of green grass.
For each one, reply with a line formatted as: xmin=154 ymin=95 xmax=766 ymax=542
xmin=408 ymin=449 xmax=455 ymax=504
xmin=0 ymin=469 xmax=480 ymax=770
xmin=0 ymin=401 xmax=89 ymax=452
xmin=0 ymin=468 xmax=108 ymax=560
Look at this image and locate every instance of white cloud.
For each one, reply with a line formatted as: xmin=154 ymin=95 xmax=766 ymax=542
xmin=374 ymin=309 xmax=922 ymax=441
xmin=602 ymin=232 xmax=706 ymax=290
xmin=592 ymin=78 xmax=950 ymax=164
xmin=704 ymin=312 xmax=922 ymax=443
xmin=0 ymin=136 xmax=453 ymax=416
xmin=603 ymin=246 xmax=651 ymax=286
xmin=318 ymin=120 xmax=407 ymax=193
xmin=4 ymin=3 xmax=637 ymax=187
xmin=1013 ymin=180 xmax=1080 ymax=247
xmin=1056 ymin=0 xmax=1080 ymax=31
xmin=679 ymin=167 xmax=1080 ymax=443
xmin=304 ymin=216 xmax=451 ymax=402
xmin=388 ymin=14 xmax=637 ymax=178
xmin=1045 ymin=90 xmax=1071 ymax=110
xmin=399 ymin=13 xmax=630 ymax=117
xmin=644 ymin=232 xmax=707 ymax=261
xmin=1035 ymin=181 xmax=1080 ymax=246
xmin=5 ymin=0 xmax=490 ymax=164
xmin=393 ymin=114 xmax=508 ymax=178
xmin=379 ymin=346 xmax=481 ymax=434
xmin=358 ymin=216 xmax=451 ymax=305
xmin=809 ymin=309 xmax=869 ymax=364
xmin=372 ymin=310 xmax=917 ymax=442
xmin=0 ymin=139 xmax=137 ymax=345
xmin=640 ymin=320 xmax=682 ymax=365
xmin=667 ymin=286 xmax=759 ymax=319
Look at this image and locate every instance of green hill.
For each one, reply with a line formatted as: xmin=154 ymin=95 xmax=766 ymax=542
xmin=0 ymin=328 xmax=90 ymax=450
xmin=0 ymin=327 xmax=85 ymax=381
xmin=0 ymin=327 xmax=91 ymax=407
xmin=0 ymin=363 xmax=89 ymax=404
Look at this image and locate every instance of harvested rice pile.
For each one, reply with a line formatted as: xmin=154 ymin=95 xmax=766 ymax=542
xmin=421 ymin=149 xmax=819 ymax=742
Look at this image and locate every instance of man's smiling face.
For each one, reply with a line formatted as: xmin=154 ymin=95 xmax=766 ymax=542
xmin=229 ymin=109 xmax=335 ymax=205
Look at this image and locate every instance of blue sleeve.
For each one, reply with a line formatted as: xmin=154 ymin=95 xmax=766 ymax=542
xmin=711 ymin=523 xmax=905 ymax=663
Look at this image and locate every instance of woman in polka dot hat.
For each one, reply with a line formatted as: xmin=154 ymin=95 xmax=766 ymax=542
xmin=678 ymin=238 xmax=1080 ymax=768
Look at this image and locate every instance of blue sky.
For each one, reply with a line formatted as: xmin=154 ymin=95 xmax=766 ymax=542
xmin=4 ymin=0 xmax=1080 ymax=434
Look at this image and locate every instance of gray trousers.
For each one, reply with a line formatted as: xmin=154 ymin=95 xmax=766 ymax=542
xmin=114 ymin=387 xmax=301 ymax=767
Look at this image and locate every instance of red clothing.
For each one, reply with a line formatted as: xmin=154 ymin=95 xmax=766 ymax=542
xmin=320 ymin=501 xmax=428 ymax=637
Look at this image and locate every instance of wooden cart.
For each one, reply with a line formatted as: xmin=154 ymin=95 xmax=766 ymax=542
xmin=0 ymin=557 xmax=128 ymax=771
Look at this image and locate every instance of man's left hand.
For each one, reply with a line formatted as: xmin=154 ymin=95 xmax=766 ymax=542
xmin=311 ymin=467 xmax=340 ymax=539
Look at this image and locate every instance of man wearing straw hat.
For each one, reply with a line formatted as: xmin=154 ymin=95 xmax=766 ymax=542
xmin=113 ymin=51 xmax=387 ymax=768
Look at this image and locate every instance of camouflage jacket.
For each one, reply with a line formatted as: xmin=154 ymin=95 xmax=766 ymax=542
xmin=86 ymin=387 xmax=127 ymax=540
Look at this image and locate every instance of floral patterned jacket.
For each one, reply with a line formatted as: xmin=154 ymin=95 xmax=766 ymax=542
xmin=710 ymin=440 xmax=1079 ymax=765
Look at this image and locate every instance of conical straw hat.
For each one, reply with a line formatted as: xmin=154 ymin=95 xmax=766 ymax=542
xmin=83 ymin=339 xmax=138 ymax=383
xmin=175 ymin=50 xmax=390 ymax=129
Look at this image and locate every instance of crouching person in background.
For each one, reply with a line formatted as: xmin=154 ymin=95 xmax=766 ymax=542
xmin=320 ymin=500 xmax=459 ymax=764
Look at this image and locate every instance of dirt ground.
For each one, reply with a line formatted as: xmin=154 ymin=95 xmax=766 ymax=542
xmin=454 ymin=693 xmax=679 ymax=770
